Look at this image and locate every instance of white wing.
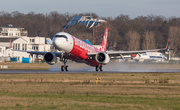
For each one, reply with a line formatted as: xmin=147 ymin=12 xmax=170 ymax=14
xmin=87 ymin=48 xmax=167 ymax=59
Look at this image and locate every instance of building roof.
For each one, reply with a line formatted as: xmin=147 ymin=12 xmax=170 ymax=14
xmin=71 ymin=16 xmax=93 ymax=20
xmin=0 ymin=24 xmax=24 ymax=29
xmin=62 ymin=16 xmax=106 ymax=29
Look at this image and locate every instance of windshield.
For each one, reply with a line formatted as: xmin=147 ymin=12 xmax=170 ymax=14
xmin=55 ymin=35 xmax=68 ymax=39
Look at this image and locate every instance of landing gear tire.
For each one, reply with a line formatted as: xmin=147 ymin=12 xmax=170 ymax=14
xmin=61 ymin=58 xmax=69 ymax=72
xmin=96 ymin=65 xmax=103 ymax=72
xmin=100 ymin=66 xmax=103 ymax=71
xmin=65 ymin=65 xmax=68 ymax=71
xmin=96 ymin=66 xmax=99 ymax=71
xmin=61 ymin=65 xmax=64 ymax=71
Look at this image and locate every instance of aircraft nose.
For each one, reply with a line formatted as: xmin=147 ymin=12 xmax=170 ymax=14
xmin=52 ymin=37 xmax=57 ymax=47
xmin=53 ymin=37 xmax=66 ymax=50
xmin=52 ymin=33 xmax=73 ymax=53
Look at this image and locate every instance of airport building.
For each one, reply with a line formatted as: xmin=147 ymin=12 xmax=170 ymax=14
xmin=0 ymin=24 xmax=28 ymax=37
xmin=0 ymin=25 xmax=51 ymax=63
xmin=62 ymin=16 xmax=106 ymax=29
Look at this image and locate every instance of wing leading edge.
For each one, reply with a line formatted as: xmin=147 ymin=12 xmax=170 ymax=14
xmin=106 ymin=48 xmax=167 ymax=57
xmin=9 ymin=49 xmax=63 ymax=57
xmin=87 ymin=48 xmax=168 ymax=59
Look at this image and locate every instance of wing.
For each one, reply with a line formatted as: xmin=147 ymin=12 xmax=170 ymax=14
xmin=87 ymin=48 xmax=168 ymax=59
xmin=87 ymin=39 xmax=169 ymax=59
xmin=107 ymin=48 xmax=167 ymax=57
xmin=11 ymin=49 xmax=50 ymax=55
xmin=10 ymin=49 xmax=70 ymax=59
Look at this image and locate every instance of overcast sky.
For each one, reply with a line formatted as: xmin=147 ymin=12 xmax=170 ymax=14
xmin=1 ymin=0 xmax=180 ymax=19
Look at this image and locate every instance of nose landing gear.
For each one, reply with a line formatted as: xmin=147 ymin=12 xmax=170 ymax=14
xmin=61 ymin=59 xmax=68 ymax=71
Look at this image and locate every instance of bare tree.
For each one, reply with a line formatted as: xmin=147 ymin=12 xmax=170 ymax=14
xmin=0 ymin=11 xmax=179 ymax=55
xmin=169 ymin=26 xmax=180 ymax=56
xmin=125 ymin=30 xmax=140 ymax=50
xmin=142 ymin=31 xmax=156 ymax=49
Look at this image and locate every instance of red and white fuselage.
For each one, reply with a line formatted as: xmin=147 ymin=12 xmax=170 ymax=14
xmin=52 ymin=28 xmax=108 ymax=67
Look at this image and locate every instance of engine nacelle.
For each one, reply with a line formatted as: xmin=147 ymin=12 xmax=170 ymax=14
xmin=44 ymin=52 xmax=57 ymax=65
xmin=95 ymin=52 xmax=110 ymax=64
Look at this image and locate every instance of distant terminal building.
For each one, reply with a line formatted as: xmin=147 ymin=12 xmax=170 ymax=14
xmin=0 ymin=24 xmax=50 ymax=63
xmin=0 ymin=24 xmax=28 ymax=37
xmin=0 ymin=36 xmax=51 ymax=62
xmin=62 ymin=16 xmax=106 ymax=29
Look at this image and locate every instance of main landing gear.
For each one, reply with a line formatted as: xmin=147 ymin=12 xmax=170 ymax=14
xmin=61 ymin=59 xmax=68 ymax=71
xmin=61 ymin=65 xmax=68 ymax=71
xmin=96 ymin=65 xmax=103 ymax=72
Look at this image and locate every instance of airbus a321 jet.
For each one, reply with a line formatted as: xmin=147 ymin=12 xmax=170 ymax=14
xmin=12 ymin=28 xmax=169 ymax=71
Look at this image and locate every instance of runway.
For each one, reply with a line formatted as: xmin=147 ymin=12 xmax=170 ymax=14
xmin=0 ymin=62 xmax=180 ymax=74
xmin=0 ymin=69 xmax=180 ymax=74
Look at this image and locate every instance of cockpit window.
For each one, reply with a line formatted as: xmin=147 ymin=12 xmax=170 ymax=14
xmin=55 ymin=35 xmax=68 ymax=39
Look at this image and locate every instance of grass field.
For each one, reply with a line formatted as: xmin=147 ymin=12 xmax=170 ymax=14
xmin=0 ymin=73 xmax=180 ymax=110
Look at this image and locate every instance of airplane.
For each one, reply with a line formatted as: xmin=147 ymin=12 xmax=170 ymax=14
xmin=131 ymin=52 xmax=167 ymax=62
xmin=11 ymin=28 xmax=169 ymax=71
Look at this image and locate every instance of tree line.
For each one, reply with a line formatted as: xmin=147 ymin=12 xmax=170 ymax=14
xmin=0 ymin=11 xmax=180 ymax=56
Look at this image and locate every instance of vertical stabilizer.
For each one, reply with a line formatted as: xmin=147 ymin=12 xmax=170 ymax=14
xmin=84 ymin=39 xmax=92 ymax=45
xmin=100 ymin=28 xmax=108 ymax=52
xmin=166 ymin=39 xmax=170 ymax=49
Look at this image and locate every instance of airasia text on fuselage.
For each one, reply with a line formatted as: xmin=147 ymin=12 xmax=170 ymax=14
xmin=72 ymin=36 xmax=99 ymax=53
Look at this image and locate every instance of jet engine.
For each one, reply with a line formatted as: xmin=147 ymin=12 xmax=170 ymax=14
xmin=95 ymin=52 xmax=110 ymax=64
xmin=44 ymin=52 xmax=57 ymax=65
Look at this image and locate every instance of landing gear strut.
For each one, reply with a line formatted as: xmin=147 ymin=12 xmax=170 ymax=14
xmin=96 ymin=65 xmax=103 ymax=72
xmin=61 ymin=59 xmax=68 ymax=71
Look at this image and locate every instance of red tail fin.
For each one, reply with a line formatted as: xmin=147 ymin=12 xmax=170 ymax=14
xmin=100 ymin=28 xmax=108 ymax=52
xmin=166 ymin=39 xmax=170 ymax=49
